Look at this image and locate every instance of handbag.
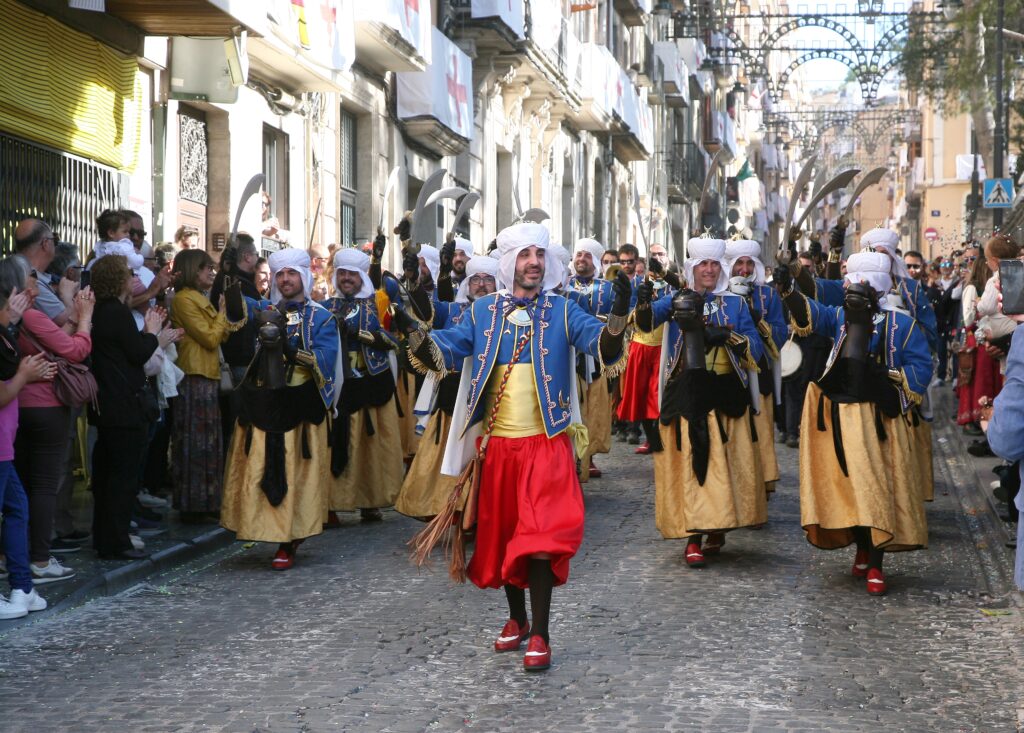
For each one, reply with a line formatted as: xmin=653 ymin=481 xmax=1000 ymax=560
xmin=218 ymin=349 xmax=235 ymax=393
xmin=19 ymin=328 xmax=98 ymax=409
xmin=409 ymin=327 xmax=534 ymax=582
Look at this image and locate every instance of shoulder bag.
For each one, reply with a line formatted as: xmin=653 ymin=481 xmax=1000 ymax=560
xmin=19 ymin=328 xmax=98 ymax=409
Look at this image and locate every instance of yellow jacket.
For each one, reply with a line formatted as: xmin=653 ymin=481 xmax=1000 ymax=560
xmin=171 ymin=287 xmax=233 ymax=379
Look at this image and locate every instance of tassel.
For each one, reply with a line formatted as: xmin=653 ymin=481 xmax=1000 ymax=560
xmin=407 ymin=458 xmax=474 ymax=584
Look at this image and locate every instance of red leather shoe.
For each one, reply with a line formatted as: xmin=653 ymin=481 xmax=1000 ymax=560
xmin=494 ymin=619 xmax=530 ymax=652
xmin=635 ymin=442 xmax=652 ymax=455
xmin=852 ymin=549 xmax=869 ymax=578
xmin=271 ymin=548 xmax=294 ymax=571
xmin=703 ymin=532 xmax=725 ymax=555
xmin=588 ymin=461 xmax=602 ymax=478
xmin=523 ymin=635 xmax=551 ymax=672
xmin=684 ymin=542 xmax=705 ymax=568
xmin=866 ymin=568 xmax=887 ymax=596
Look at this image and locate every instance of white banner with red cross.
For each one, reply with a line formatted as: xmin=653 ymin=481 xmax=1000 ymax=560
xmin=470 ymin=0 xmax=525 ymax=38
xmin=396 ymin=27 xmax=474 ymax=140
xmin=354 ymin=0 xmax=433 ymax=63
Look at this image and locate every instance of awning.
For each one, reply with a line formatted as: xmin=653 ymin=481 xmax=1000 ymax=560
xmin=105 ymin=0 xmax=269 ymax=37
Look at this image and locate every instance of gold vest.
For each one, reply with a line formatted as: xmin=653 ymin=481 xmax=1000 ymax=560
xmin=486 ymin=364 xmax=545 ymax=438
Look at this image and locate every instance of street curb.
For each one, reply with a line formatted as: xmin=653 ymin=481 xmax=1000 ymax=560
xmin=47 ymin=528 xmax=235 ymax=615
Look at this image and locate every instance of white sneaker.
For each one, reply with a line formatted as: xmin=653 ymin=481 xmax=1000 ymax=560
xmin=8 ymin=588 xmax=46 ymax=613
xmin=138 ymin=489 xmax=169 ymax=509
xmin=0 ymin=595 xmax=27 ymax=620
xmin=129 ymin=534 xmax=145 ymax=551
xmin=30 ymin=557 xmax=75 ymax=585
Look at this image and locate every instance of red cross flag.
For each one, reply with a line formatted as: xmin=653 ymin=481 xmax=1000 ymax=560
xmin=397 ymin=27 xmax=474 ymax=140
xmin=469 ymin=0 xmax=525 ymax=39
xmin=355 ymin=1 xmax=431 ymax=61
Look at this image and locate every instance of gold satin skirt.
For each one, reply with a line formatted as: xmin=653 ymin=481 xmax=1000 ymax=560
xmin=329 ymin=403 xmax=404 ymax=511
xmin=754 ymin=400 xmax=780 ymax=493
xmin=579 ymin=374 xmax=613 ymax=484
xmin=397 ymin=370 xmax=420 ymax=458
xmin=395 ymin=411 xmax=463 ymax=519
xmin=653 ymin=411 xmax=767 ymax=538
xmin=221 ymin=421 xmax=329 ymax=544
xmin=799 ymin=383 xmax=928 ymax=552
xmin=912 ymin=418 xmax=934 ymax=502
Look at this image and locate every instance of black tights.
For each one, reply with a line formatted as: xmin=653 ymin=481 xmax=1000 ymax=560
xmin=852 ymin=527 xmax=884 ymax=570
xmin=503 ymin=558 xmax=556 ymax=642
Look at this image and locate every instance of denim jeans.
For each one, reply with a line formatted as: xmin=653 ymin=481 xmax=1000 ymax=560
xmin=0 ymin=460 xmax=33 ymax=593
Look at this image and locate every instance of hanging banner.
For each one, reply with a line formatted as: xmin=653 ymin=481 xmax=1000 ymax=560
xmin=470 ymin=0 xmax=525 ymax=38
xmin=397 ymin=27 xmax=474 ymax=140
xmin=354 ymin=0 xmax=433 ymax=64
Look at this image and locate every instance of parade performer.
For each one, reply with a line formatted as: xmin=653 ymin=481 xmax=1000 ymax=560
xmin=616 ymin=244 xmax=674 ymax=454
xmin=322 ymin=248 xmax=403 ymax=522
xmin=404 ymin=222 xmax=629 ymax=672
xmin=773 ymin=252 xmax=932 ymax=595
xmin=639 ymin=237 xmax=765 ymax=567
xmin=725 ymin=238 xmax=787 ymax=496
xmin=395 ymin=254 xmax=497 ymax=518
xmin=566 ymin=238 xmax=615 ymax=481
xmin=220 ymin=249 xmax=342 ymax=571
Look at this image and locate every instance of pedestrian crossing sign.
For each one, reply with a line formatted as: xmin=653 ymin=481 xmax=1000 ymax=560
xmin=982 ymin=178 xmax=1014 ymax=209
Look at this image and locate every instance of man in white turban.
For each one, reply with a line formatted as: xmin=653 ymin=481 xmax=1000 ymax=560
xmin=772 ymin=250 xmax=933 ymax=597
xmin=321 ymin=248 xmax=403 ymax=523
xmin=398 ymin=222 xmax=630 ymax=673
xmin=567 ymin=238 xmax=615 ymax=481
xmin=396 ymin=254 xmax=498 ymax=520
xmin=725 ymin=238 xmax=787 ymax=500
xmin=634 ymin=235 xmax=766 ymax=568
xmin=221 ymin=247 xmax=343 ymax=572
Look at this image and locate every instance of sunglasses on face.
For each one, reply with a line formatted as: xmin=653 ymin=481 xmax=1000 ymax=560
xmin=619 ymin=258 xmax=636 ymax=265
xmin=906 ymin=264 xmax=922 ymax=270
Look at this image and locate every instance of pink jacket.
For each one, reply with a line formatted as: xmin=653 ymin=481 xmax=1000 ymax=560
xmin=17 ymin=308 xmax=92 ymax=409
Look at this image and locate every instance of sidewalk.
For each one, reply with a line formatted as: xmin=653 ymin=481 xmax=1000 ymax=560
xmin=3 ymin=479 xmax=234 ymax=628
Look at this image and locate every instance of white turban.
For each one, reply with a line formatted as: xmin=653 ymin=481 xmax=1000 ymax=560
xmin=269 ymin=248 xmax=313 ymax=303
xmin=548 ymin=243 xmax=571 ymax=288
xmin=860 ymin=228 xmax=909 ymax=279
xmin=724 ymin=239 xmax=766 ymax=285
xmin=332 ymin=248 xmax=374 ymax=299
xmin=494 ymin=223 xmax=564 ymax=293
xmin=419 ymin=244 xmax=440 ymax=285
xmin=454 ymin=237 xmax=474 ymax=257
xmin=455 ymin=255 xmax=499 ymax=303
xmin=683 ymin=237 xmax=730 ymax=294
xmin=845 ymin=251 xmax=896 ymax=310
xmin=573 ymin=238 xmax=605 ymax=274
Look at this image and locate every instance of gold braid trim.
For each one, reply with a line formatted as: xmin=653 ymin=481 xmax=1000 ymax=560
xmin=789 ymin=296 xmax=814 ymax=338
xmin=223 ymin=310 xmax=248 ymax=334
xmin=727 ymin=332 xmax=759 ymax=371
xmin=598 ymin=331 xmax=630 ymax=379
xmin=406 ymin=332 xmax=448 ymax=378
xmin=893 ymin=368 xmax=923 ymax=407
xmin=756 ymin=320 xmax=780 ymax=360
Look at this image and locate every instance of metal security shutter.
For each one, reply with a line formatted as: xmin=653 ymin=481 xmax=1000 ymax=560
xmin=0 ymin=132 xmax=125 ymax=257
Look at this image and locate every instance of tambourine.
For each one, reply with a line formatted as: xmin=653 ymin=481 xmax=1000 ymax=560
xmin=779 ymin=337 xmax=803 ymax=378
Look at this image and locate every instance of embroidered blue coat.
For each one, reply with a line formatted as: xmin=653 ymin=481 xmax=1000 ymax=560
xmin=427 ymin=291 xmax=622 ymax=438
xmin=814 ymin=276 xmax=938 ymax=353
xmin=801 ymin=298 xmax=933 ymax=413
xmin=243 ymin=297 xmax=340 ymax=409
xmin=628 ymin=274 xmax=674 ymax=309
xmin=566 ymin=276 xmax=615 ymax=317
xmin=752 ymin=283 xmax=788 ymax=353
xmin=322 ymin=296 xmax=395 ymax=377
xmin=646 ymin=291 xmax=764 ymax=389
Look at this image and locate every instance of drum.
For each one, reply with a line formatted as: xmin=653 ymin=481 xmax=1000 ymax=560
xmin=780 ymin=337 xmax=803 ymax=378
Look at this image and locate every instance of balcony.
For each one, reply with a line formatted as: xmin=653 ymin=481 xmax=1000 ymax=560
xmin=614 ymin=0 xmax=653 ymax=27
xmin=579 ymin=43 xmax=652 ymax=161
xmin=396 ymin=27 xmax=473 ymax=157
xmin=906 ymin=157 xmax=925 ymax=204
xmin=354 ymin=1 xmax=432 ymax=73
xmin=667 ymin=142 xmax=707 ymax=203
xmin=450 ymin=0 xmax=525 ymax=52
xmin=654 ymin=42 xmax=689 ymax=107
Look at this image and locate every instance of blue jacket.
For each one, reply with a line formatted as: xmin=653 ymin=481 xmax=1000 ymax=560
xmin=801 ymin=298 xmax=933 ymax=413
xmin=566 ymin=276 xmax=615 ymax=317
xmin=427 ymin=291 xmax=622 ymax=438
xmin=433 ymin=300 xmax=471 ymax=329
xmin=243 ymin=297 xmax=340 ymax=409
xmin=629 ymin=274 xmax=674 ymax=309
xmin=814 ymin=276 xmax=938 ymax=353
xmin=752 ymin=284 xmax=788 ymax=353
xmin=646 ymin=291 xmax=763 ymax=389
xmin=322 ymin=296 xmax=395 ymax=377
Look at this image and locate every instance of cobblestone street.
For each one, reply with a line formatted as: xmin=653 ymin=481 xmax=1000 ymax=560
xmin=1 ymin=414 xmax=1022 ymax=733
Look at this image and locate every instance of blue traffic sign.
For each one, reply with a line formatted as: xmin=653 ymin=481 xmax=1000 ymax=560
xmin=983 ymin=178 xmax=1014 ymax=209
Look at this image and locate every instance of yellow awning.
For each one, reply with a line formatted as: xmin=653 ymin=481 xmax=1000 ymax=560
xmin=0 ymin=0 xmax=141 ymax=171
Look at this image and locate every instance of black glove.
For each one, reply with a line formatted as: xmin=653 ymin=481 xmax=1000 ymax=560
xmin=440 ymin=239 xmax=456 ymax=274
xmin=634 ymin=279 xmax=654 ymax=309
xmin=611 ymin=271 xmax=632 ymax=316
xmin=704 ymin=325 xmax=731 ymax=347
xmin=808 ymin=238 xmax=822 ymax=259
xmin=773 ymin=263 xmax=793 ymax=293
xmin=402 ymin=250 xmax=419 ymax=281
xmin=671 ymin=289 xmax=703 ymax=331
xmin=648 ymin=257 xmax=664 ymax=277
xmin=829 ymin=224 xmax=847 ymax=251
xmin=394 ymin=215 xmax=411 ymax=242
xmin=750 ymin=308 xmax=763 ymax=325
xmin=224 ymin=281 xmax=244 ymax=323
xmin=372 ymin=233 xmax=386 ymax=261
xmin=391 ymin=307 xmax=418 ymax=335
xmin=843 ymin=282 xmax=878 ymax=323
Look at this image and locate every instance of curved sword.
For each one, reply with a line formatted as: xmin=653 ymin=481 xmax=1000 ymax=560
xmin=842 ymin=166 xmax=889 ymax=221
xmin=780 ymin=154 xmax=818 ymax=253
xmin=792 ymin=168 xmax=861 ymax=235
xmin=408 ymin=169 xmax=448 ymax=250
xmin=447 ymin=192 xmax=480 ymax=241
xmin=231 ymin=173 xmax=266 ymax=242
xmin=696 ymin=148 xmax=728 ymax=235
xmin=377 ymin=166 xmax=401 ymax=235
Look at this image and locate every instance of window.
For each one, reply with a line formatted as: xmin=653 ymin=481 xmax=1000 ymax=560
xmin=262 ymin=125 xmax=289 ymax=228
xmin=340 ymin=108 xmax=357 ymax=246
